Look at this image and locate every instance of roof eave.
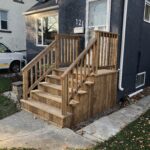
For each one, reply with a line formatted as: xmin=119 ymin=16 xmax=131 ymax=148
xmin=23 ymin=5 xmax=59 ymax=15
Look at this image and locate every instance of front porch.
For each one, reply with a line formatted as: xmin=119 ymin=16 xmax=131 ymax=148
xmin=21 ymin=31 xmax=118 ymax=128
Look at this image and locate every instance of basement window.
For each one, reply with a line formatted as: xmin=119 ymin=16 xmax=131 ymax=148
xmin=135 ymin=72 xmax=146 ymax=89
xmin=36 ymin=14 xmax=58 ymax=46
xmin=144 ymin=0 xmax=150 ymax=23
xmin=0 ymin=10 xmax=8 ymax=30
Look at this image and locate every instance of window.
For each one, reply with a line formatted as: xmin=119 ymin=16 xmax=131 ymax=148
xmin=36 ymin=14 xmax=58 ymax=46
xmin=0 ymin=10 xmax=8 ymax=30
xmin=0 ymin=43 xmax=8 ymax=53
xmin=89 ymin=0 xmax=107 ymax=30
xmin=144 ymin=0 xmax=150 ymax=23
xmin=86 ymin=0 xmax=111 ymax=43
xmin=135 ymin=72 xmax=146 ymax=89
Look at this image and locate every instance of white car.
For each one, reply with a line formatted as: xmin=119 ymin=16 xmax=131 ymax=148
xmin=0 ymin=43 xmax=26 ymax=73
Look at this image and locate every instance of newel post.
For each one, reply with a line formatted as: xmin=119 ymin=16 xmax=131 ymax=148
xmin=23 ymin=71 xmax=28 ymax=100
xmin=55 ymin=35 xmax=60 ymax=68
xmin=95 ymin=31 xmax=100 ymax=73
xmin=61 ymin=76 xmax=68 ymax=115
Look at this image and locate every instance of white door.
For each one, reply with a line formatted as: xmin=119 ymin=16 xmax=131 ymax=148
xmin=85 ymin=0 xmax=111 ymax=45
xmin=0 ymin=43 xmax=11 ymax=69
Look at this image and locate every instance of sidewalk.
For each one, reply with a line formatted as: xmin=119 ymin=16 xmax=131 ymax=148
xmin=77 ymin=96 xmax=150 ymax=142
xmin=0 ymin=96 xmax=149 ymax=150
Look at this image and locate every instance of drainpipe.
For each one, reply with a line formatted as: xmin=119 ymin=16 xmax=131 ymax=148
xmin=118 ymin=0 xmax=129 ymax=91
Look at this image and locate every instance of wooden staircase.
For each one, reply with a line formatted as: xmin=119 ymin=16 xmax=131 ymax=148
xmin=21 ymin=32 xmax=118 ymax=128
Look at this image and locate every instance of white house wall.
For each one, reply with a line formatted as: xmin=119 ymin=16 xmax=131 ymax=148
xmin=0 ymin=0 xmax=37 ymax=51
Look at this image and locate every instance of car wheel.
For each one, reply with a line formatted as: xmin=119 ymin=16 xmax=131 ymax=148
xmin=11 ymin=62 xmax=20 ymax=73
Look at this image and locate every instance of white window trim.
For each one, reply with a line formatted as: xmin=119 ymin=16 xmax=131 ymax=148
xmin=85 ymin=0 xmax=111 ymax=45
xmin=135 ymin=72 xmax=146 ymax=89
xmin=36 ymin=13 xmax=59 ymax=47
xmin=144 ymin=0 xmax=150 ymax=23
xmin=0 ymin=10 xmax=8 ymax=30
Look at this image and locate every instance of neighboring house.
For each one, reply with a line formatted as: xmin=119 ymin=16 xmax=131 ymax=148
xmin=21 ymin=0 xmax=150 ymax=127
xmin=0 ymin=0 xmax=37 ymax=52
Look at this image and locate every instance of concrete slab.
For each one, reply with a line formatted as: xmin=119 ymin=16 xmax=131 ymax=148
xmin=78 ymin=96 xmax=150 ymax=142
xmin=0 ymin=111 xmax=94 ymax=150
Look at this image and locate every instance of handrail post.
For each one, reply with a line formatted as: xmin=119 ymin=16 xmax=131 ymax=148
xmin=61 ymin=76 xmax=68 ymax=115
xmin=95 ymin=31 xmax=100 ymax=73
xmin=23 ymin=71 xmax=28 ymax=100
xmin=55 ymin=35 xmax=60 ymax=68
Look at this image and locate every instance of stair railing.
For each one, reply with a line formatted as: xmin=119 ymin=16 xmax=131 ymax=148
xmin=61 ymin=31 xmax=118 ymax=115
xmin=22 ymin=40 xmax=57 ymax=100
xmin=22 ymin=34 xmax=80 ymax=100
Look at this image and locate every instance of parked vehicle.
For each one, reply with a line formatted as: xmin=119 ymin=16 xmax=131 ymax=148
xmin=0 ymin=43 xmax=26 ymax=73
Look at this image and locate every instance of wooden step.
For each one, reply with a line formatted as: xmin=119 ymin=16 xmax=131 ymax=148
xmin=39 ymin=82 xmax=87 ymax=97
xmin=46 ymin=75 xmax=61 ymax=85
xmin=30 ymin=90 xmax=62 ymax=109
xmin=52 ymin=68 xmax=66 ymax=76
xmin=39 ymin=82 xmax=62 ymax=96
xmin=21 ymin=99 xmax=71 ymax=128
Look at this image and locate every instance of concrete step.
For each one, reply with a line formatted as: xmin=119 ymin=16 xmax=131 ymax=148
xmin=21 ymin=99 xmax=72 ymax=128
xmin=30 ymin=90 xmax=62 ymax=109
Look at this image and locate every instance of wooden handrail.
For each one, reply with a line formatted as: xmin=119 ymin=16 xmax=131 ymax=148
xmin=22 ymin=41 xmax=56 ymax=73
xmin=22 ymin=40 xmax=57 ymax=99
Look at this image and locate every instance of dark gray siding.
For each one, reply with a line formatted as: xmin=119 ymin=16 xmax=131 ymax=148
xmin=120 ymin=0 xmax=150 ymax=97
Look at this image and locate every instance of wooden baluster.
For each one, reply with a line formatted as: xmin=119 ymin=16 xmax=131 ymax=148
xmin=35 ymin=63 xmax=37 ymax=81
xmin=88 ymin=52 xmax=90 ymax=74
xmin=95 ymin=31 xmax=100 ymax=73
xmin=30 ymin=68 xmax=33 ymax=86
xmin=84 ymin=55 xmax=87 ymax=79
xmin=23 ymin=71 xmax=29 ymax=100
xmin=76 ymin=64 xmax=79 ymax=89
xmin=70 ymin=39 xmax=72 ymax=63
xmin=55 ymin=35 xmax=60 ymax=68
xmin=114 ymin=35 xmax=118 ymax=69
xmin=43 ymin=56 xmax=46 ymax=73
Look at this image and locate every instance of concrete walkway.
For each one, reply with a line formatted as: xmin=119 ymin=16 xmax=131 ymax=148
xmin=0 ymin=111 xmax=94 ymax=150
xmin=77 ymin=96 xmax=150 ymax=142
xmin=0 ymin=96 xmax=149 ymax=149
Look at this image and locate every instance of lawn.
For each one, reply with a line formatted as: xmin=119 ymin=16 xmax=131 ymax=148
xmin=0 ymin=77 xmax=12 ymax=93
xmin=93 ymin=109 xmax=150 ymax=150
xmin=0 ymin=77 xmax=18 ymax=119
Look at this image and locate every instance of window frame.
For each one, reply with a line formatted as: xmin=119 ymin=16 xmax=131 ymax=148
xmin=36 ymin=13 xmax=59 ymax=47
xmin=135 ymin=72 xmax=146 ymax=89
xmin=144 ymin=0 xmax=150 ymax=23
xmin=0 ymin=10 xmax=8 ymax=30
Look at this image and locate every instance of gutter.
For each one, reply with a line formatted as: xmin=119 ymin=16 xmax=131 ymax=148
xmin=23 ymin=5 xmax=59 ymax=15
xmin=118 ymin=0 xmax=129 ymax=91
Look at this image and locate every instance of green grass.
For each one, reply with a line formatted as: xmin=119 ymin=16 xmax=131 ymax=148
xmin=0 ymin=95 xmax=18 ymax=119
xmin=0 ymin=77 xmax=18 ymax=119
xmin=0 ymin=77 xmax=11 ymax=93
xmin=92 ymin=109 xmax=150 ymax=150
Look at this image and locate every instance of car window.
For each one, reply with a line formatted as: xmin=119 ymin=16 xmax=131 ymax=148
xmin=0 ymin=43 xmax=8 ymax=53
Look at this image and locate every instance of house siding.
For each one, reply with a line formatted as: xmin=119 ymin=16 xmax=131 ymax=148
xmin=0 ymin=0 xmax=36 ymax=52
xmin=120 ymin=0 xmax=150 ymax=97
